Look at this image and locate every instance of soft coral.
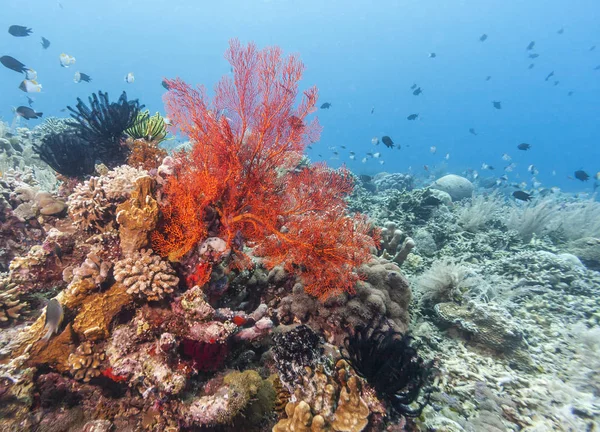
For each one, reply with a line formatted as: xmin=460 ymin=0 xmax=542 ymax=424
xmin=152 ymin=39 xmax=377 ymax=300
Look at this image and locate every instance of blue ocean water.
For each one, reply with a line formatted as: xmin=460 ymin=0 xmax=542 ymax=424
xmin=1 ymin=0 xmax=598 ymax=193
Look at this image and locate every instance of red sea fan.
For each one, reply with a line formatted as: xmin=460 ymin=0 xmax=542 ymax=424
xmin=152 ymin=39 xmax=377 ymax=300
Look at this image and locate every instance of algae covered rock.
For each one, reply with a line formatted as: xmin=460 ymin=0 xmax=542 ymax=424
xmin=567 ymin=237 xmax=600 ymax=271
xmin=430 ymin=175 xmax=474 ymax=201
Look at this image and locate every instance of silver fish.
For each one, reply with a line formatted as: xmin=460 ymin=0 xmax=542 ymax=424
xmin=42 ymin=298 xmax=64 ymax=342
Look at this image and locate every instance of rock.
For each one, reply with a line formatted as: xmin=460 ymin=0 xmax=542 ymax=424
xmin=430 ymin=175 xmax=474 ymax=201
xmin=567 ymin=237 xmax=600 ymax=271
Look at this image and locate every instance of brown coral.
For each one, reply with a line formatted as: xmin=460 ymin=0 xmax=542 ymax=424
xmin=113 ymin=249 xmax=178 ymax=301
xmin=273 ymin=401 xmax=327 ymax=432
xmin=115 ymin=176 xmax=159 ymax=255
xmin=126 ymin=138 xmax=168 ymax=171
xmin=66 ymin=250 xmax=111 ymax=286
xmin=0 ymin=283 xmax=27 ymax=325
xmin=72 ymin=282 xmax=132 ymax=341
xmin=68 ymin=341 xmax=106 ymax=382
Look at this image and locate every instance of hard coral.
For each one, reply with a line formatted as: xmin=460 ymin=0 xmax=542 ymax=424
xmin=151 ymin=40 xmax=377 ymax=300
xmin=68 ymin=341 xmax=106 ymax=382
xmin=113 ymin=249 xmax=178 ymax=301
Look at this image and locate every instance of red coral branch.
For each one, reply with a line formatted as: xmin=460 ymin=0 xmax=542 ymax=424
xmin=151 ymin=39 xmax=377 ymax=300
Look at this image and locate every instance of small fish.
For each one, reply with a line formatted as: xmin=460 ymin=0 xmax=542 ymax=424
xmin=473 ymin=171 xmax=479 ymax=180
xmin=428 ymin=52 xmax=437 ymax=58
xmin=492 ymin=101 xmax=502 ymax=109
xmin=370 ymin=106 xmax=374 ymax=114
xmin=162 ymin=79 xmax=171 ymax=90
xmin=340 ymin=145 xmax=346 ymax=149
xmin=25 ymin=68 xmax=37 ymax=80
xmin=407 ymin=113 xmax=419 ymax=120
xmin=124 ymin=72 xmax=135 ymax=83
xmin=423 ymin=165 xmax=429 ymax=171
xmin=502 ymin=153 xmax=511 ymax=161
xmin=567 ymin=91 xmax=574 ymax=96
xmin=320 ymin=102 xmax=332 ymax=109
xmin=59 ymin=53 xmax=76 ymax=68
xmin=19 ymin=79 xmax=42 ymax=93
xmin=594 ymin=65 xmax=600 ymax=71
xmin=513 ymin=191 xmax=532 ymax=201
xmin=381 ymin=136 xmax=395 ymax=148
xmin=481 ymin=163 xmax=495 ymax=170
xmin=557 ymin=27 xmax=564 ymax=34
xmin=379 ymin=160 xmax=385 ymax=165
xmin=41 ymin=37 xmax=51 ymax=49
xmin=15 ymin=106 xmax=42 ymax=120
xmin=445 ymin=153 xmax=450 ymax=160
xmin=361 ymin=157 xmax=367 ymax=163
xmin=430 ymin=146 xmax=437 ymax=154
xmin=413 ymin=87 xmax=422 ymax=96
xmin=27 ymin=96 xmax=35 ymax=107
xmin=1 ymin=55 xmax=28 ymax=73
xmin=590 ymin=45 xmax=596 ymax=52
xmin=528 ymin=63 xmax=535 ymax=69
xmin=574 ymin=170 xmax=590 ymax=181
xmin=8 ymin=25 xmax=32 ymax=37
xmin=485 ymin=75 xmax=492 ymax=81
xmin=528 ymin=164 xmax=539 ymax=175
xmin=410 ymin=83 xmax=417 ymax=90
xmin=479 ymin=33 xmax=488 ymax=42
xmin=373 ymin=152 xmax=381 ymax=158
xmin=73 ymin=72 xmax=92 ymax=83
xmin=41 ymin=299 xmax=64 ymax=342
xmin=553 ymin=81 xmax=559 ymax=86
xmin=528 ymin=53 xmax=539 ymax=59
xmin=366 ymin=152 xmax=374 ymax=157
xmin=371 ymin=137 xmax=379 ymax=145
xmin=332 ymin=151 xmax=339 ymax=156
xmin=505 ymin=163 xmax=516 ymax=172
xmin=349 ymin=154 xmax=356 ymax=160
xmin=526 ymin=41 xmax=535 ymax=50
xmin=532 ymin=179 xmax=542 ymax=188
xmin=545 ymin=71 xmax=554 ymax=81
xmin=349 ymin=151 xmax=355 ymax=156
xmin=517 ymin=143 xmax=531 ymax=150
xmin=469 ymin=128 xmax=478 ymax=136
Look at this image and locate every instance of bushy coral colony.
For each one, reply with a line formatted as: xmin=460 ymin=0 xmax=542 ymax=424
xmin=1 ymin=39 xmax=599 ymax=432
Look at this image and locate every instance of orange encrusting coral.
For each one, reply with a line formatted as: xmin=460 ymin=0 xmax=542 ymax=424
xmin=151 ymin=39 xmax=377 ymax=300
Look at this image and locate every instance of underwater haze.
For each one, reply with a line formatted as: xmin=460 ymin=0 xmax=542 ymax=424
xmin=2 ymin=1 xmax=600 ymax=431
xmin=1 ymin=0 xmax=599 ymax=192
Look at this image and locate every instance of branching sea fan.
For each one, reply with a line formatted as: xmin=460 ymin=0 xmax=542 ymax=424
xmin=151 ymin=39 xmax=378 ymax=300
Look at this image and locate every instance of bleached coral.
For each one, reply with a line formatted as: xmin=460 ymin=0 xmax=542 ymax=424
xmin=113 ymin=248 xmax=178 ymax=301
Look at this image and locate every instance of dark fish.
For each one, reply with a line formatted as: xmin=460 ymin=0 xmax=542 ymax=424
xmin=590 ymin=45 xmax=596 ymax=51
xmin=381 ymin=136 xmax=395 ymax=148
xmin=41 ymin=37 xmax=50 ymax=49
xmin=545 ymin=71 xmax=554 ymax=81
xmin=161 ymin=79 xmax=170 ymax=90
xmin=528 ymin=63 xmax=535 ymax=69
xmin=320 ymin=102 xmax=332 ymax=109
xmin=410 ymin=83 xmax=417 ymax=90
xmin=479 ymin=34 xmax=488 ymax=42
xmin=517 ymin=143 xmax=531 ymax=150
xmin=574 ymin=170 xmax=590 ymax=181
xmin=513 ymin=191 xmax=532 ymax=201
xmin=469 ymin=128 xmax=478 ymax=136
xmin=407 ymin=113 xmax=419 ymax=120
xmin=557 ymin=27 xmax=564 ymax=34
xmin=428 ymin=52 xmax=437 ymax=58
xmin=27 ymin=96 xmax=34 ymax=106
xmin=0 ymin=55 xmax=28 ymax=73
xmin=553 ymin=81 xmax=559 ymax=86
xmin=79 ymin=72 xmax=92 ymax=82
xmin=567 ymin=91 xmax=574 ymax=96
xmin=526 ymin=41 xmax=535 ymax=50
xmin=370 ymin=106 xmax=374 ymax=114
xmin=594 ymin=65 xmax=600 ymax=71
xmin=528 ymin=53 xmax=539 ymax=59
xmin=485 ymin=75 xmax=492 ymax=81
xmin=492 ymin=101 xmax=502 ymax=109
xmin=413 ymin=87 xmax=422 ymax=96
xmin=359 ymin=175 xmax=372 ymax=183
xmin=42 ymin=299 xmax=64 ymax=342
xmin=15 ymin=106 xmax=42 ymax=120
xmin=8 ymin=25 xmax=32 ymax=37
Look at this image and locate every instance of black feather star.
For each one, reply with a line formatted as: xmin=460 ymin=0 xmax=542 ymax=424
xmin=67 ymin=91 xmax=144 ymax=168
xmin=343 ymin=321 xmax=434 ymax=417
xmin=33 ymin=131 xmax=96 ymax=178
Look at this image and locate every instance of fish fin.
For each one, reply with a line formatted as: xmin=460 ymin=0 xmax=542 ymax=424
xmin=41 ymin=326 xmax=53 ymax=342
xmin=37 ymin=112 xmax=43 ymax=117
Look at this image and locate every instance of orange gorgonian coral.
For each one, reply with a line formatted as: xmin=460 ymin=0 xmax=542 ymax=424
xmin=151 ymin=39 xmax=377 ymax=300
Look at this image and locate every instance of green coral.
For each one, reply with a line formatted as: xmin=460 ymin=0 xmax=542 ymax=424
xmin=125 ymin=110 xmax=169 ymax=143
